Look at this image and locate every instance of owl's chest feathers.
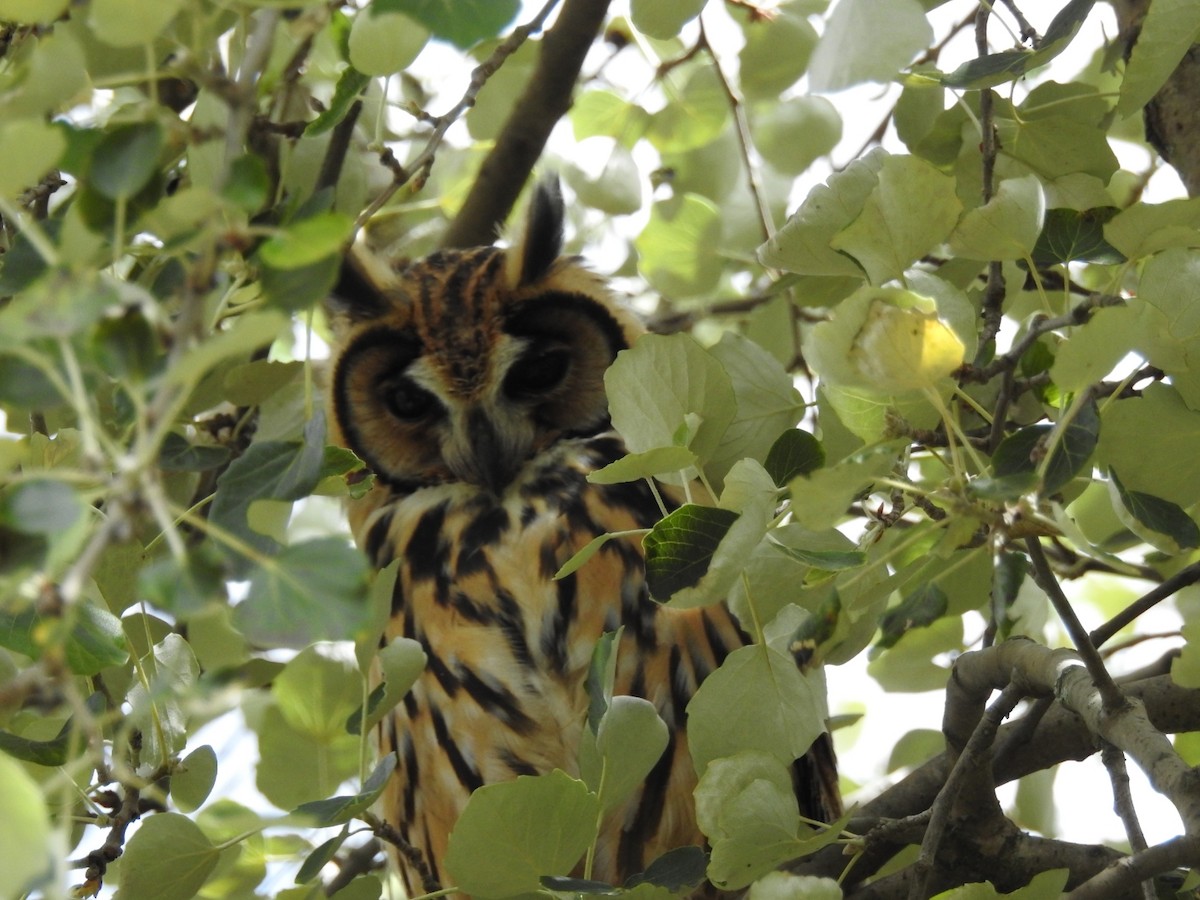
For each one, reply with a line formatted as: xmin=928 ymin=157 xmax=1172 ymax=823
xmin=357 ymin=435 xmax=664 ymax=713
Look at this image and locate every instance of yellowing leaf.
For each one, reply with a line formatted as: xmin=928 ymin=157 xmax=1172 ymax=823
xmin=852 ymin=299 xmax=965 ymax=391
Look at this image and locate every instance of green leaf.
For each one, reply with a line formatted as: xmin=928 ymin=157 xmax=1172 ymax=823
xmin=876 ymin=583 xmax=949 ymax=649
xmin=88 ymin=122 xmax=164 ymax=200
xmin=939 ymin=0 xmax=1096 ymax=88
xmin=0 ymin=753 xmax=52 ymax=898
xmin=293 ymin=754 xmax=397 ymax=826
xmin=739 ymin=8 xmax=817 ymax=99
xmin=0 ymin=0 xmax=70 ymax=23
xmin=1000 ymin=83 xmax=1118 ymax=182
xmin=830 ymin=154 xmax=962 ymax=284
xmin=1104 ymin=198 xmax=1200 ymax=260
xmin=260 ymin=253 xmax=342 ymax=312
xmin=706 ymin=332 xmax=806 ymax=483
xmin=759 ymin=147 xmax=887 ymax=277
xmin=807 ymin=0 xmax=933 ymax=91
xmin=1098 ymin=383 xmax=1200 ymax=507
xmin=1117 ymin=0 xmax=1200 ymax=117
xmin=295 ymin=832 xmax=348 ymax=885
xmin=635 ymin=193 xmax=724 ymax=298
xmin=209 ymin=413 xmax=327 ymax=561
xmin=255 ymin=703 xmax=360 ymax=809
xmin=687 ymin=645 xmax=826 ymax=775
xmin=259 ymin=213 xmax=354 ymax=270
xmin=443 ymin=770 xmax=600 ymax=897
xmin=237 ymin=537 xmax=370 ymax=648
xmin=0 ymin=479 xmax=83 ymax=534
xmin=306 ymin=67 xmax=372 ymax=136
xmin=1110 ymin=469 xmax=1200 ymax=551
xmin=158 ymin=432 xmax=231 ymax=472
xmin=0 ymin=704 xmax=87 ymax=765
xmin=948 ymin=175 xmax=1045 ymax=262
xmin=585 ymin=629 xmax=621 ymax=735
xmin=347 ymin=637 xmax=425 ymax=734
xmin=0 ymin=118 xmax=67 ymax=196
xmin=348 ymin=9 xmax=428 ymax=75
xmin=374 ymin=0 xmax=519 ymax=48
xmin=788 ymin=444 xmax=899 ymax=532
xmin=605 ymin=332 xmax=736 ymax=464
xmin=644 ymin=505 xmax=740 ymax=601
xmin=127 ymin=634 xmax=199 ymax=759
xmin=764 ymin=430 xmax=825 ymax=487
xmin=172 ymin=745 xmax=218 ymax=813
xmin=647 ymin=66 xmax=728 ymax=154
xmin=630 ymin=0 xmax=705 ymax=39
xmin=753 ymin=97 xmax=842 ymax=177
xmin=992 ymin=399 xmax=1099 ymax=495
xmin=88 ymin=0 xmax=184 ymax=47
xmin=588 ymin=446 xmax=698 ymax=484
xmin=1031 ymin=207 xmax=1123 ymax=266
xmin=1050 ymin=304 xmax=1139 ymax=394
xmin=274 ymin=643 xmax=363 ymax=741
xmin=580 ymin=696 xmax=669 ymax=813
xmin=164 ymin=310 xmax=288 ymax=392
xmin=769 ymin=539 xmax=864 ymax=572
xmin=115 ymin=813 xmax=220 ymax=900
xmin=0 ymin=602 xmax=129 ymax=675
xmin=627 ymin=846 xmax=710 ymax=892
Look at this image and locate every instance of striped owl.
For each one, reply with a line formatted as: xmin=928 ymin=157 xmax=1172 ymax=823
xmin=326 ymin=180 xmax=839 ymax=895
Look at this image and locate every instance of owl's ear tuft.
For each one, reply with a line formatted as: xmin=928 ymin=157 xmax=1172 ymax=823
xmin=326 ymin=245 xmax=400 ymax=324
xmin=513 ymin=177 xmax=564 ymax=286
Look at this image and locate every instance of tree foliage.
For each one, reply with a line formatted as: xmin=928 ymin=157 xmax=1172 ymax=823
xmin=2 ymin=0 xmax=1200 ymax=898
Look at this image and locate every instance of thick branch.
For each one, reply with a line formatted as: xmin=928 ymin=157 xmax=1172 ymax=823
xmin=440 ymin=0 xmax=613 ymax=248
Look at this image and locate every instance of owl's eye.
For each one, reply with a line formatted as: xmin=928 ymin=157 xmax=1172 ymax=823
xmin=504 ymin=345 xmax=570 ymax=399
xmin=382 ymin=376 xmax=440 ymax=421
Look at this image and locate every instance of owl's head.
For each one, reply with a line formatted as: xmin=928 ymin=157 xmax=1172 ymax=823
xmin=327 ymin=180 xmax=642 ymax=495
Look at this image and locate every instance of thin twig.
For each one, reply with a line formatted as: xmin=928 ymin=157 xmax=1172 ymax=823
xmin=1099 ymin=741 xmax=1155 ymax=900
xmin=1024 ymin=536 xmax=1125 ymax=712
xmin=698 ymin=18 xmax=773 ymax=243
xmin=996 ymin=0 xmax=1039 ymax=45
xmin=1091 ymin=560 xmax=1200 ymax=648
xmin=357 ymin=0 xmax=564 ymax=234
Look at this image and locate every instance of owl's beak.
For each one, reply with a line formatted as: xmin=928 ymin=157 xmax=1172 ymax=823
xmin=458 ymin=409 xmax=520 ymax=496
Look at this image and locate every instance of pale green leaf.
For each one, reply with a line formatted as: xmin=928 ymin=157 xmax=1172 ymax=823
xmin=375 ymin=0 xmax=518 ymax=48
xmin=273 ymin=644 xmax=361 ymax=742
xmin=687 ymin=645 xmax=826 ymax=775
xmin=1104 ymin=198 xmax=1200 ymax=260
xmin=0 ymin=0 xmax=69 ymax=22
xmin=808 ymin=0 xmax=932 ymax=91
xmin=830 ymin=155 xmax=962 ymax=284
xmin=173 ymin=746 xmax=218 ymax=814
xmin=237 ymin=537 xmax=370 ymax=648
xmin=606 ymin=332 xmax=736 ymax=463
xmin=588 ymin=446 xmax=698 ymax=484
xmin=949 ymin=175 xmax=1045 ymax=261
xmin=740 ymin=7 xmax=818 ymax=99
xmin=0 ymin=119 xmax=66 ymax=197
xmin=348 ymin=10 xmax=428 ymax=75
xmin=88 ymin=0 xmax=184 ymax=46
xmin=631 ymin=0 xmax=706 ymax=39
xmin=443 ymin=770 xmax=599 ymax=897
xmin=753 ymin=97 xmax=842 ymax=176
xmin=1117 ymin=0 xmax=1200 ymax=117
xmin=788 ymin=444 xmax=899 ymax=531
xmin=0 ymin=754 xmax=52 ymax=897
xmin=635 ymin=193 xmax=724 ymax=298
xmin=255 ymin=704 xmax=360 ymax=809
xmin=115 ymin=813 xmax=220 ymax=900
xmin=759 ymin=147 xmax=887 ymax=277
xmin=1050 ymin=304 xmax=1140 ymax=393
xmin=581 ymin=696 xmax=669 ymax=812
xmin=1098 ymin=383 xmax=1200 ymax=508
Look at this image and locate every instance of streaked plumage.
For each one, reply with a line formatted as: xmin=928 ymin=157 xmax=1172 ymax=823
xmin=326 ymin=181 xmax=838 ymax=894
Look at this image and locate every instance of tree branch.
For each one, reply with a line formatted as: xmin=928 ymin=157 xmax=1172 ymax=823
xmin=440 ymin=0 xmax=612 ymax=248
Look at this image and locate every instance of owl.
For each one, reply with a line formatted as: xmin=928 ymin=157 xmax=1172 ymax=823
xmin=326 ymin=180 xmax=839 ymax=895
